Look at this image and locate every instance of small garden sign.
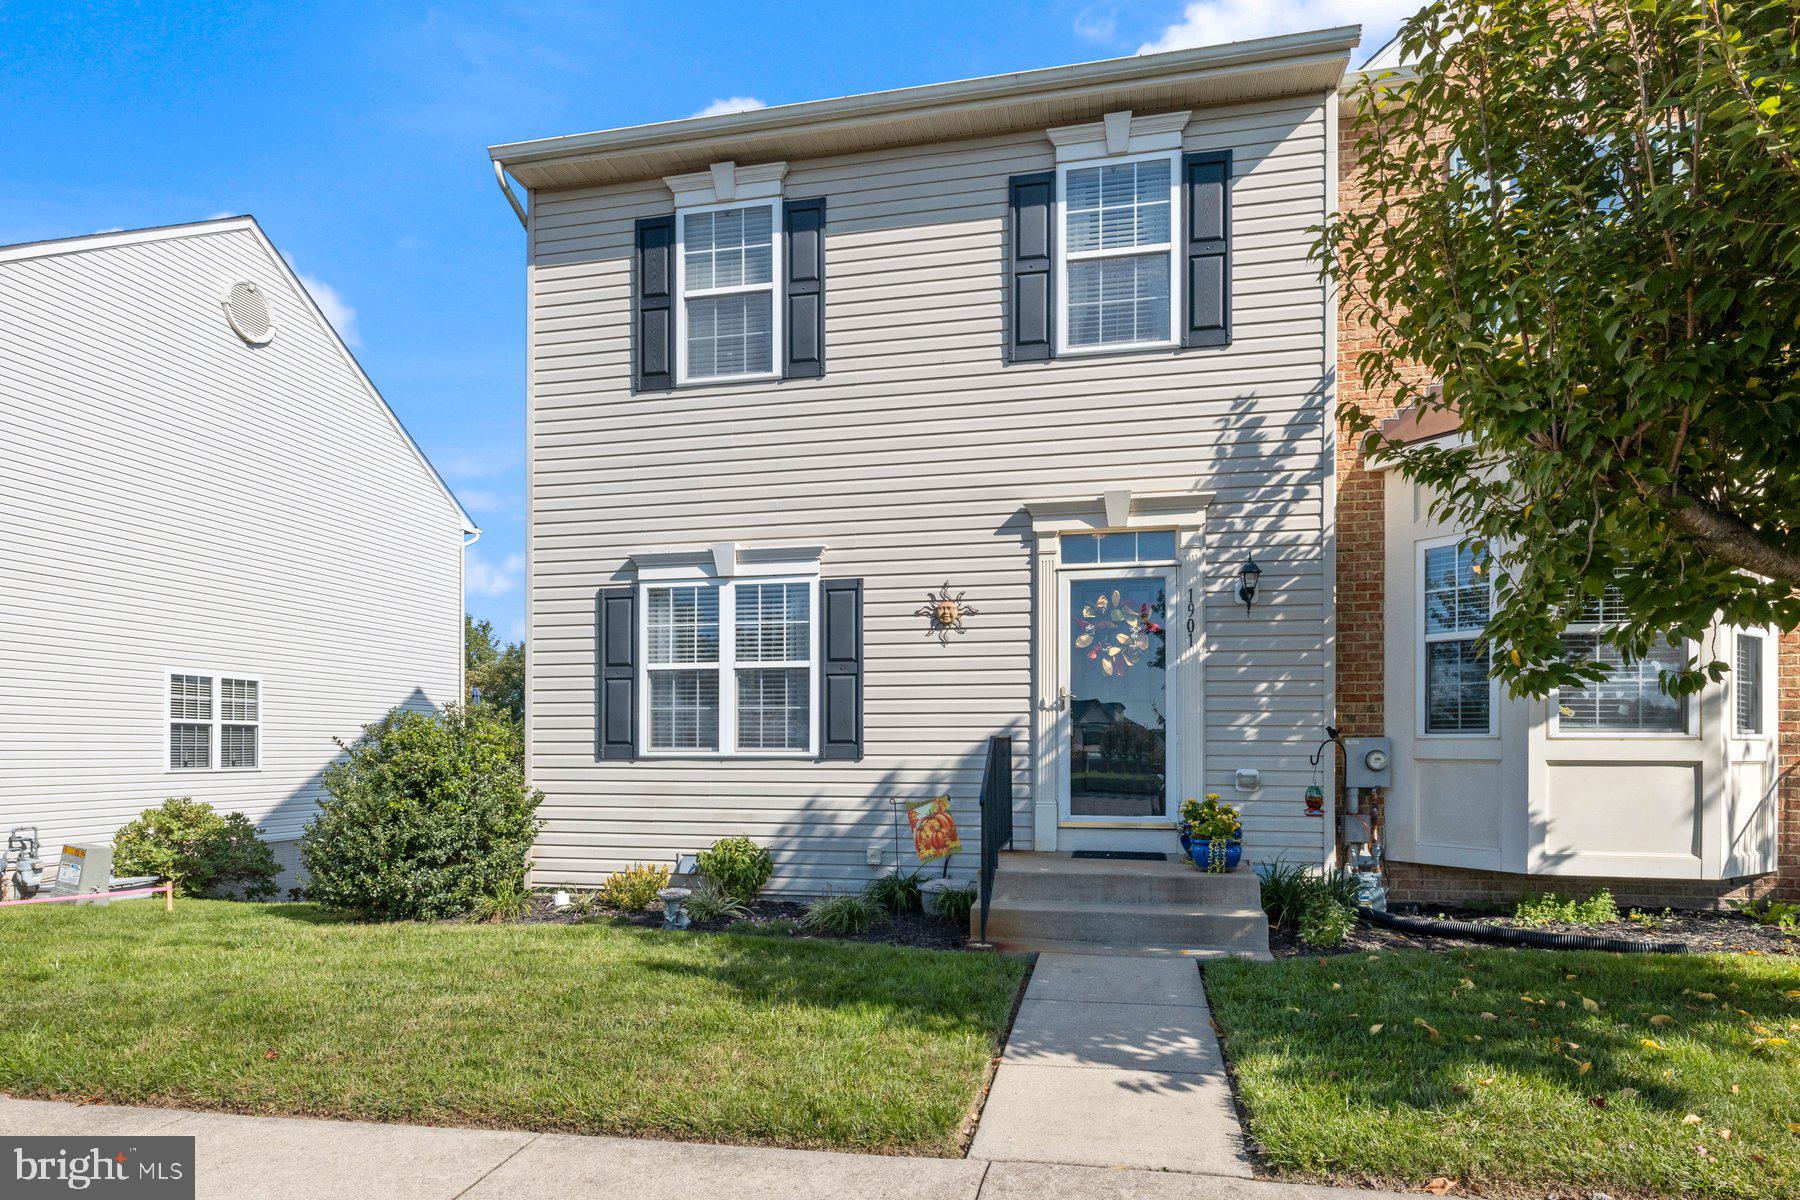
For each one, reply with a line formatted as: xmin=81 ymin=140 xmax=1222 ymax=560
xmin=906 ymin=796 xmax=961 ymax=863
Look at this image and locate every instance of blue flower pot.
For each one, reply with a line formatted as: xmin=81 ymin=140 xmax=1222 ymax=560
xmin=1177 ymin=830 xmax=1193 ymax=855
xmin=1188 ymin=839 xmax=1242 ymax=873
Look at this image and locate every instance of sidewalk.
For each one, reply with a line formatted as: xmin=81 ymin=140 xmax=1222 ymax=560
xmin=0 ymin=1097 xmax=1406 ymax=1200
xmin=970 ymin=951 xmax=1251 ymax=1175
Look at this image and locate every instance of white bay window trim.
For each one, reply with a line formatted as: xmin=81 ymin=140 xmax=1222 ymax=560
xmin=633 ymin=543 xmax=823 ymax=758
xmin=665 ymin=160 xmax=788 ymax=387
xmin=166 ymin=668 xmax=262 ymax=772
xmin=1049 ymin=109 xmax=1189 ymax=357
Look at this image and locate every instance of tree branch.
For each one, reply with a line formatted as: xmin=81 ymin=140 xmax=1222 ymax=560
xmin=1668 ymin=488 xmax=1800 ymax=586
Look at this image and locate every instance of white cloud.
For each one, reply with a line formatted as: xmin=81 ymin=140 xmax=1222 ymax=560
xmin=437 ymin=448 xmax=522 ymax=480
xmin=1138 ymin=0 xmax=1414 ymax=55
xmin=467 ymin=550 xmax=525 ymax=597
xmin=691 ymin=95 xmax=766 ymax=119
xmin=295 ymin=271 xmax=362 ymax=348
xmin=1074 ymin=6 xmax=1119 ymax=43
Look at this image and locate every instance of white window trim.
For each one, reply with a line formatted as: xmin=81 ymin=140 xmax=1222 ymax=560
xmin=665 ymin=160 xmax=789 ymax=388
xmin=1416 ymin=536 xmax=1499 ymax=739
xmin=1048 ymin=109 xmax=1190 ymax=359
xmin=1731 ymin=627 xmax=1773 ymax=739
xmin=632 ymin=544 xmax=823 ymax=759
xmin=165 ymin=669 xmax=263 ymax=773
xmin=1546 ymin=627 xmax=1699 ymax=740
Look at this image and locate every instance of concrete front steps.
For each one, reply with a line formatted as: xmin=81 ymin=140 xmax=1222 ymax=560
xmin=977 ymin=852 xmax=1270 ymax=958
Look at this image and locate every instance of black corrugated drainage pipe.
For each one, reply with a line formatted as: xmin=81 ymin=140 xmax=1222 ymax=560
xmin=1358 ymin=906 xmax=1688 ymax=954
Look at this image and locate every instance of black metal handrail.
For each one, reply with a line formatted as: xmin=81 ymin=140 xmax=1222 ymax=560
xmin=976 ymin=734 xmax=1013 ymax=944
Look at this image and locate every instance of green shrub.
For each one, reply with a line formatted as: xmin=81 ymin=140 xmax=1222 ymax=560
xmin=300 ymin=704 xmax=542 ymax=921
xmin=695 ymin=836 xmax=773 ymax=903
xmin=468 ymin=881 xmax=531 ymax=923
xmin=1513 ymin=889 xmax=1619 ymax=927
xmin=596 ymin=863 xmax=670 ymax=913
xmin=1256 ymin=861 xmax=1360 ymax=930
xmin=802 ymin=892 xmax=880 ymax=935
xmin=933 ymin=883 xmax=977 ymax=928
xmin=113 ymin=797 xmax=280 ymax=899
xmin=863 ymin=870 xmax=924 ymax=914
xmin=1731 ymin=897 xmax=1800 ymax=931
xmin=683 ymin=882 xmax=750 ymax=925
xmin=1298 ymin=894 xmax=1355 ymax=948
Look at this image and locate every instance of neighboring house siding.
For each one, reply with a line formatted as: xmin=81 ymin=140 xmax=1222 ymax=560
xmin=527 ymin=94 xmax=1336 ymax=892
xmin=1335 ymin=94 xmax=1799 ymax=906
xmin=0 ymin=224 xmax=467 ymax=865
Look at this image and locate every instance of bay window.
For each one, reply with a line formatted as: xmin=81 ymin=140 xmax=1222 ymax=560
xmin=1420 ymin=540 xmax=1494 ymax=735
xmin=1554 ymin=587 xmax=1689 ymax=734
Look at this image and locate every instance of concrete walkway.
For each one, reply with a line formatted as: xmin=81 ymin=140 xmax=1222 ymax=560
xmin=0 ymin=1097 xmax=1406 ymax=1200
xmin=969 ymin=952 xmax=1252 ymax=1175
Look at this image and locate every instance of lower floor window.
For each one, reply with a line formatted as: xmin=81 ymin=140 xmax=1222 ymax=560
xmin=1555 ymin=634 xmax=1686 ymax=733
xmin=168 ymin=672 xmax=260 ymax=769
xmin=644 ymin=579 xmax=814 ymax=754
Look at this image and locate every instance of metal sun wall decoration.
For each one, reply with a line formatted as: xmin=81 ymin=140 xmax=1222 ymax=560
xmin=915 ymin=583 xmax=978 ymax=646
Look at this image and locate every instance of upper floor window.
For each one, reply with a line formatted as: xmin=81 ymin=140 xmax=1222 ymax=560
xmin=641 ymin=577 xmax=815 ymax=755
xmin=1058 ymin=152 xmax=1180 ymax=353
xmin=677 ymin=202 xmax=780 ymax=383
xmin=168 ymin=671 xmax=260 ymax=770
xmin=1553 ymin=587 xmax=1688 ymax=735
xmin=1420 ymin=540 xmax=1493 ymax=735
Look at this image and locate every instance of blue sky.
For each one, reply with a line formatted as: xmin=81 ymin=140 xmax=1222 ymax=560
xmin=2 ymin=1 xmax=1406 ymax=644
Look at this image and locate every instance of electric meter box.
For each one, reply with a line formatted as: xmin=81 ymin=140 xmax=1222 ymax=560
xmin=47 ymin=842 xmax=112 ymax=900
xmin=1343 ymin=737 xmax=1393 ymax=789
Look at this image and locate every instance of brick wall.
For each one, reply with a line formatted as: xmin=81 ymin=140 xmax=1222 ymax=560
xmin=1334 ymin=97 xmax=1800 ymax=907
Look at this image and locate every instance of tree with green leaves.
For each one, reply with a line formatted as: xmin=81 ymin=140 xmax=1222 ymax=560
xmin=1333 ymin=0 xmax=1799 ymax=696
xmin=465 ymin=614 xmax=524 ymax=722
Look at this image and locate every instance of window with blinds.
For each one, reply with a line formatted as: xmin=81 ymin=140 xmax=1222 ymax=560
xmin=680 ymin=203 xmax=778 ymax=382
xmin=1735 ymin=632 xmax=1764 ymax=736
xmin=1420 ymin=542 xmax=1492 ymax=734
xmin=1061 ymin=155 xmax=1177 ymax=350
xmin=643 ymin=578 xmax=815 ymax=755
xmin=1554 ymin=588 xmax=1687 ymax=733
xmin=168 ymin=672 xmax=260 ymax=770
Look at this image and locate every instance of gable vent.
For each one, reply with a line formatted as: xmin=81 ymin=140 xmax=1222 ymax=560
xmin=221 ymin=281 xmax=274 ymax=345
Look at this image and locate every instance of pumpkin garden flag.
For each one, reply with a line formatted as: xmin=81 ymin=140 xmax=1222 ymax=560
xmin=907 ymin=795 xmax=961 ymax=863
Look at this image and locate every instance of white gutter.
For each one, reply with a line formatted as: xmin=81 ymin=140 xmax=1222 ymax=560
xmin=493 ymin=161 xmax=527 ymax=229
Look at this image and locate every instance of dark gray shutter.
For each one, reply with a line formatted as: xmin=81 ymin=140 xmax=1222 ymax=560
xmin=596 ymin=586 xmax=637 ymax=760
xmin=1182 ymin=150 xmax=1231 ymax=349
xmin=633 ymin=215 xmax=675 ymax=392
xmin=1005 ymin=172 xmax=1054 ymax=363
xmin=783 ymin=197 xmax=826 ymax=379
xmin=819 ymin=578 xmax=863 ymax=761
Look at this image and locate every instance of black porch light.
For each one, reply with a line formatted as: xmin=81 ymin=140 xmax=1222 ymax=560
xmin=1236 ymin=556 xmax=1262 ymax=613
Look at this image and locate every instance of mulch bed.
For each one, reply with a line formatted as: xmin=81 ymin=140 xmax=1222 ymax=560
xmin=1270 ymin=904 xmax=1799 ymax=958
xmin=514 ymin=894 xmax=970 ymax=950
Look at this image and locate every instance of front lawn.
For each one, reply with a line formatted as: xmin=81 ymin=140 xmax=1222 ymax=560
xmin=1207 ymin=949 xmax=1800 ymax=1200
xmin=0 ymin=900 xmax=1027 ymax=1156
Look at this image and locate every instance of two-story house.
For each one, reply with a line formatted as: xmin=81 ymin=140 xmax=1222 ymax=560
xmin=491 ymin=23 xmax=1794 ymax=945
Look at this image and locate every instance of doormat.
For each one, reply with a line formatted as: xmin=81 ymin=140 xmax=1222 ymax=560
xmin=1071 ymin=850 xmax=1167 ymax=861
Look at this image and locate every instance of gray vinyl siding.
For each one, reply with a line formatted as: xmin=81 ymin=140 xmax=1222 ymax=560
xmin=0 ymin=224 xmax=467 ymax=858
xmin=526 ymin=93 xmax=1333 ymax=892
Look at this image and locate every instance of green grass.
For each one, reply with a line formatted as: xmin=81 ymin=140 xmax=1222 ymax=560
xmin=0 ymin=900 xmax=1028 ymax=1156
xmin=1206 ymin=949 xmax=1800 ymax=1200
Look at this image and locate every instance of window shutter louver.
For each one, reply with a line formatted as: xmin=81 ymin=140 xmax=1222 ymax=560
xmin=819 ymin=578 xmax=863 ymax=761
xmin=633 ymin=215 xmax=676 ymax=392
xmin=1005 ymin=172 xmax=1054 ymax=362
xmin=783 ymin=196 xmax=826 ymax=379
xmin=596 ymin=586 xmax=638 ymax=759
xmin=1181 ymin=150 xmax=1231 ymax=349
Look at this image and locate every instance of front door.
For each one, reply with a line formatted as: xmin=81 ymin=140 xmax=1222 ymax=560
xmin=1059 ymin=568 xmax=1175 ymax=830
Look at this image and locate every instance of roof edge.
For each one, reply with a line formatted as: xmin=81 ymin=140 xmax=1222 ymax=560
xmin=490 ymin=25 xmax=1361 ymax=170
xmin=0 ymin=215 xmax=257 ymax=266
